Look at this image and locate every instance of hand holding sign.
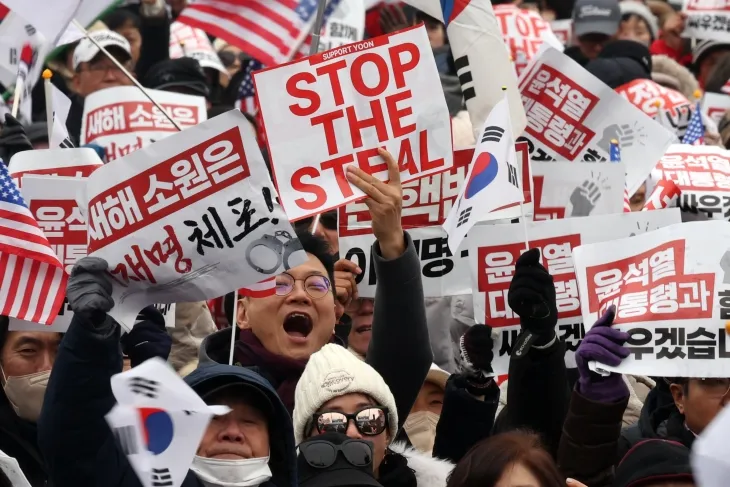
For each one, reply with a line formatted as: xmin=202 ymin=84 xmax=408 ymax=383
xmin=66 ymin=257 xmax=115 ymax=325
xmin=346 ymin=148 xmax=405 ymax=259
xmin=334 ymin=258 xmax=361 ymax=309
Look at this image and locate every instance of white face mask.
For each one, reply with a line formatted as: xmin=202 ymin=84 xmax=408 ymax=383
xmin=191 ymin=455 xmax=272 ymax=487
xmin=1 ymin=368 xmax=50 ymax=423
xmin=403 ymin=411 xmax=439 ymax=455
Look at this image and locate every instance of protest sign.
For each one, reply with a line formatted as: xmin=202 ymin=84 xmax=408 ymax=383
xmin=573 ymin=220 xmax=730 ymax=377
xmin=8 ymin=147 xmax=103 ymax=186
xmin=518 ymin=46 xmax=675 ymax=196
xmin=316 ymin=0 xmax=365 ymax=52
xmin=80 ymin=86 xmax=207 ymax=163
xmin=465 ymin=209 xmax=681 ymax=375
xmin=531 ymin=161 xmax=626 ymax=220
xmin=550 ymin=19 xmax=572 ymax=46
xmin=169 ymin=22 xmax=227 ymax=74
xmin=651 ymin=144 xmax=730 ymax=220
xmin=702 ymin=92 xmax=730 ymax=128
xmin=494 ymin=5 xmax=563 ymax=77
xmin=84 ymin=110 xmax=306 ymax=330
xmin=682 ymin=0 xmax=730 ymax=42
xmin=615 ymin=79 xmax=692 ymax=139
xmin=0 ymin=449 xmax=31 ymax=487
xmin=253 ymin=25 xmax=452 ymax=221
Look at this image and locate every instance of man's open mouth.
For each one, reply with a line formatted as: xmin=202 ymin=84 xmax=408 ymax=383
xmin=283 ymin=312 xmax=313 ymax=338
xmin=354 ymin=324 xmax=372 ymax=334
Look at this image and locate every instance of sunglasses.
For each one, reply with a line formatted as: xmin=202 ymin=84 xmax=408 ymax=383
xmin=299 ymin=439 xmax=373 ymax=469
xmin=312 ymin=406 xmax=389 ymax=436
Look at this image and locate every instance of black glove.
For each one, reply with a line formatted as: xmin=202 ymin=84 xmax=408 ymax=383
xmin=507 ymin=248 xmax=558 ymax=352
xmin=0 ymin=114 xmax=32 ymax=164
xmin=121 ymin=306 xmax=172 ymax=367
xmin=458 ymin=325 xmax=494 ymax=396
xmin=67 ymin=257 xmax=114 ymax=325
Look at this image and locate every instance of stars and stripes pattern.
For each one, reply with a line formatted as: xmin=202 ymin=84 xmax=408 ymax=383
xmin=0 ymin=163 xmax=67 ymax=324
xmin=177 ymin=0 xmax=322 ymax=68
xmin=234 ymin=58 xmax=264 ymax=116
xmin=294 ymin=0 xmax=343 ymax=58
xmin=682 ymin=101 xmax=705 ymax=146
xmin=609 ymin=139 xmax=632 ymax=213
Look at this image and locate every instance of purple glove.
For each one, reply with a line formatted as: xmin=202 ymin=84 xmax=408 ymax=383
xmin=575 ymin=306 xmax=630 ymax=403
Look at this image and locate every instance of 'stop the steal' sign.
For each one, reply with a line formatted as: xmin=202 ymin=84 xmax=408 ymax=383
xmin=253 ymin=25 xmax=453 ymax=221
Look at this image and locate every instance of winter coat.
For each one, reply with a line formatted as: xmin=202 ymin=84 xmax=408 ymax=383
xmin=493 ymin=338 xmax=570 ymax=459
xmin=37 ymin=311 xmax=296 ymax=487
xmin=199 ymin=232 xmax=433 ymax=433
xmin=387 ymin=443 xmax=455 ymax=487
xmin=651 ymin=55 xmax=699 ymax=100
xmin=0 ymin=392 xmax=50 ymax=486
xmin=168 ymin=301 xmax=217 ymax=371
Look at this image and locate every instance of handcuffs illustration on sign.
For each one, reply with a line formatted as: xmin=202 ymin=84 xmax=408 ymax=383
xmin=245 ymin=230 xmax=303 ymax=274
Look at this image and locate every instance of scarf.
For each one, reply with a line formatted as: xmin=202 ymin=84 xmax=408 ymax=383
xmin=234 ymin=329 xmax=307 ymax=414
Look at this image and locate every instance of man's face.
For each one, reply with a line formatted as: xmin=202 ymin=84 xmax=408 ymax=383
xmin=618 ymin=15 xmax=651 ymax=46
xmin=671 ymin=378 xmax=730 ymax=435
xmin=410 ymin=381 xmax=444 ymax=415
xmin=629 ymin=182 xmax=647 ymax=211
xmin=577 ymin=33 xmax=611 ymax=59
xmin=73 ymin=53 xmax=134 ymax=98
xmin=347 ymin=298 xmax=374 ymax=357
xmin=0 ymin=331 xmax=61 ymax=381
xmin=197 ymin=392 xmax=270 ymax=460
xmin=238 ymin=253 xmax=336 ymax=361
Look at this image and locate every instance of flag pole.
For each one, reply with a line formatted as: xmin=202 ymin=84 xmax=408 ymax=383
xmin=504 ymin=85 xmax=530 ymax=251
xmin=10 ymin=77 xmax=23 ymax=118
xmin=71 ymin=20 xmax=182 ymax=131
xmin=308 ymin=0 xmax=329 ymax=233
xmin=228 ymin=292 xmax=239 ymax=365
xmin=43 ymin=69 xmax=54 ymax=143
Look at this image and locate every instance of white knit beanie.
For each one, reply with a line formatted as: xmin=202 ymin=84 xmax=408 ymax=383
xmin=293 ymin=344 xmax=398 ymax=445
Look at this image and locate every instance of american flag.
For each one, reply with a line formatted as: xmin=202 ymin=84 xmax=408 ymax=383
xmin=177 ymin=0 xmax=322 ymax=68
xmin=609 ymin=139 xmax=632 ymax=212
xmin=234 ymin=58 xmax=264 ymax=116
xmin=0 ymin=163 xmax=67 ymax=324
xmin=682 ymin=101 xmax=705 ymax=145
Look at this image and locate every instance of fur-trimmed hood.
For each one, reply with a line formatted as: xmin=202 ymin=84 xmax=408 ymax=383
xmin=389 ymin=443 xmax=455 ymax=487
xmin=651 ymin=55 xmax=700 ymax=100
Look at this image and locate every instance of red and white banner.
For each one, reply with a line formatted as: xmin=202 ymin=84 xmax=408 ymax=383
xmin=494 ymin=4 xmax=563 ymax=77
xmin=682 ymin=0 xmax=730 ymax=42
xmin=169 ymin=22 xmax=227 ymax=74
xmin=615 ymin=78 xmax=692 ymax=139
xmin=8 ymin=147 xmax=103 ymax=187
xmin=651 ymin=144 xmax=730 ymax=220
xmin=550 ymin=19 xmax=572 ymax=46
xmin=518 ymin=46 xmax=675 ymax=197
xmin=702 ymin=92 xmax=730 ymax=128
xmin=254 ymin=25 xmax=453 ymax=221
xmin=80 ymin=86 xmax=207 ymax=163
xmin=531 ymin=161 xmax=626 ymax=220
xmin=339 ymin=145 xmax=530 ymax=297
xmin=574 ymin=220 xmax=730 ymax=377
xmin=465 ymin=209 xmax=681 ymax=374
xmin=84 ymin=110 xmax=306 ymax=330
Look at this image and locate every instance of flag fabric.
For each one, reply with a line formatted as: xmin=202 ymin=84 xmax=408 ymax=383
xmin=682 ymin=101 xmax=706 ymax=145
xmin=0 ymin=163 xmax=67 ymax=325
xmin=234 ymin=58 xmax=264 ymax=115
xmin=610 ymin=139 xmax=632 ymax=213
xmin=240 ymin=277 xmax=276 ymax=298
xmin=443 ymin=95 xmax=523 ymax=252
xmin=50 ymin=84 xmax=74 ymax=148
xmin=177 ymin=0 xmax=323 ymax=68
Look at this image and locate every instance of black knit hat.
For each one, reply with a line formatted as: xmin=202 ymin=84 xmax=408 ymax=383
xmin=613 ymin=439 xmax=694 ymax=487
xmin=143 ymin=57 xmax=210 ymax=98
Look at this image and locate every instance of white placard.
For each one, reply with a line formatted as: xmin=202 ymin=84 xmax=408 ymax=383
xmin=682 ymin=0 xmax=730 ymax=42
xmin=254 ymin=25 xmax=453 ymax=221
xmin=465 ymin=209 xmax=682 ymax=375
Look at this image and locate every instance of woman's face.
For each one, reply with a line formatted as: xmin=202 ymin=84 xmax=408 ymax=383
xmin=117 ymin=21 xmax=142 ymax=63
xmin=495 ymin=462 xmax=541 ymax=487
xmin=618 ymin=15 xmax=652 ymax=46
xmin=310 ymin=393 xmax=390 ymax=474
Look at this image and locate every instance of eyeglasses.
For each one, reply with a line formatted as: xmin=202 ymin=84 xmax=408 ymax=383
xmin=312 ymin=406 xmax=389 ymax=436
xmin=299 ymin=439 xmax=373 ymax=469
xmin=80 ymin=62 xmax=129 ymax=75
xmin=275 ymin=273 xmax=331 ymax=299
xmin=218 ymin=50 xmax=248 ymax=68
xmin=696 ymin=378 xmax=730 ymax=398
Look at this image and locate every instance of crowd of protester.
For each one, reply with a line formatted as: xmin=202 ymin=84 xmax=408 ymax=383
xmin=0 ymin=0 xmax=728 ymax=485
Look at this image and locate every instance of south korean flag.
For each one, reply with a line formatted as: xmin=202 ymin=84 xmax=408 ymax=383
xmin=106 ymin=358 xmax=230 ymax=487
xmin=443 ymin=94 xmax=524 ymax=252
